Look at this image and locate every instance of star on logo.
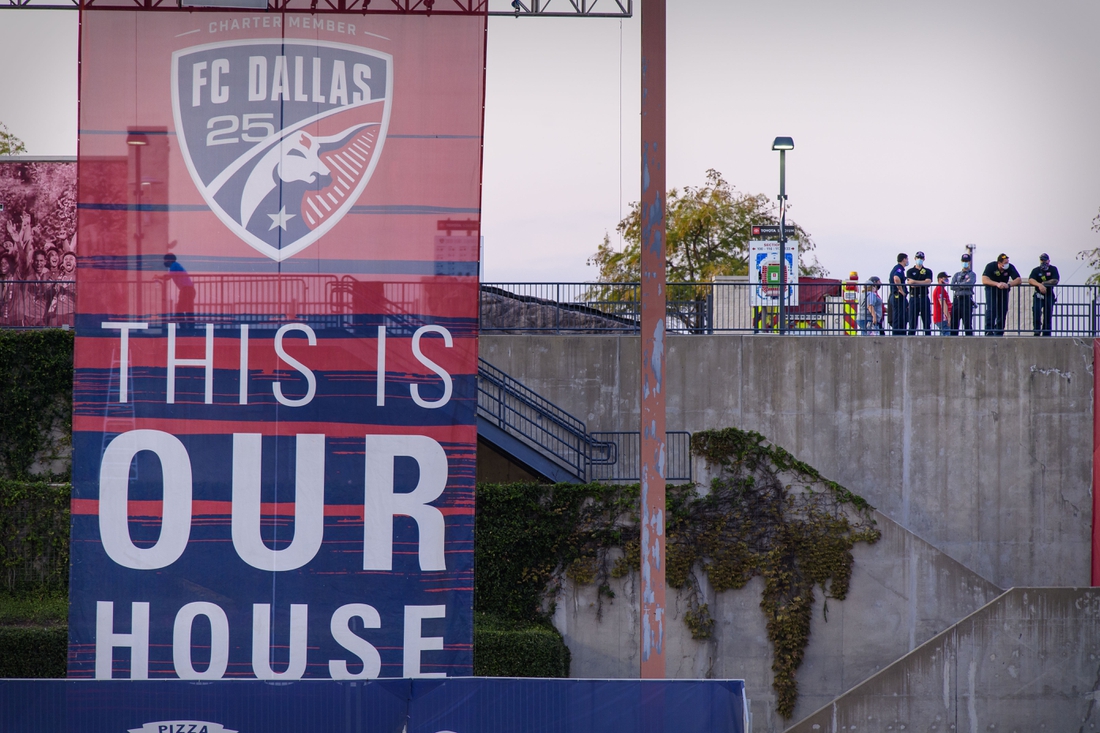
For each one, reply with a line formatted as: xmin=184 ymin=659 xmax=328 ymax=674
xmin=268 ymin=207 xmax=295 ymax=231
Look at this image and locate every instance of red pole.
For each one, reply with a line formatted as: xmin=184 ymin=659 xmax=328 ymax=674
xmin=1093 ymin=339 xmax=1099 ymax=585
xmin=639 ymin=0 xmax=666 ymax=678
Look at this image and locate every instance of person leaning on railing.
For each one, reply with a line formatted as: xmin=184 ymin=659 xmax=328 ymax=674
xmin=981 ymin=253 xmax=1021 ymax=337
xmin=949 ymin=253 xmax=976 ymax=335
xmin=1027 ymin=253 xmax=1059 ymax=337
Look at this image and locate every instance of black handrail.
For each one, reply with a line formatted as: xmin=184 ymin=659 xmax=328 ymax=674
xmin=476 ymin=358 xmax=692 ymax=484
xmin=479 ymin=281 xmax=1100 ymax=336
xmin=477 ymin=358 xmax=617 ymax=481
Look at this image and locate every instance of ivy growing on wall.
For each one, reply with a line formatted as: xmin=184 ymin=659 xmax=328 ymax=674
xmin=683 ymin=428 xmax=881 ymax=718
xmin=0 ymin=480 xmax=70 ymax=593
xmin=0 ymin=330 xmax=74 ymax=480
xmin=476 ymin=428 xmax=880 ymax=720
xmin=475 ymin=481 xmax=638 ymax=624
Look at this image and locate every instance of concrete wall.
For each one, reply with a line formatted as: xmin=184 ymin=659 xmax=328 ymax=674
xmin=787 ymin=588 xmax=1100 ymax=733
xmin=550 ymin=509 xmax=1002 ymax=731
xmin=480 ymin=334 xmax=1094 ymax=589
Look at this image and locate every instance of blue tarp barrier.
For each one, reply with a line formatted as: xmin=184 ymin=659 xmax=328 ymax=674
xmin=0 ymin=678 xmax=748 ymax=733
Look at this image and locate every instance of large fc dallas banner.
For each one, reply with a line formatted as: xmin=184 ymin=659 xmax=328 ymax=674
xmin=70 ymin=10 xmax=484 ymax=679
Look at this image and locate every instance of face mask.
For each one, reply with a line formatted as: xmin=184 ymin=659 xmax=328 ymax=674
xmin=915 ymin=259 xmax=924 ymax=266
xmin=963 ymin=262 xmax=970 ymax=270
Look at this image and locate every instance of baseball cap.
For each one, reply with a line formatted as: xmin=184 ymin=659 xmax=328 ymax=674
xmin=1040 ymin=253 xmax=1050 ymax=261
xmin=961 ymin=253 xmax=971 ymax=262
xmin=869 ymin=276 xmax=881 ymax=284
xmin=915 ymin=251 xmax=925 ymax=258
xmin=997 ymin=253 xmax=1009 ymax=262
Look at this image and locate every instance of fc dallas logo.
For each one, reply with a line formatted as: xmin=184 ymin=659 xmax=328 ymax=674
xmin=172 ymin=39 xmax=392 ymax=261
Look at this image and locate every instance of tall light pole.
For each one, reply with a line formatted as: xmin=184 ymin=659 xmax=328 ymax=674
xmin=772 ymin=137 xmax=794 ymax=334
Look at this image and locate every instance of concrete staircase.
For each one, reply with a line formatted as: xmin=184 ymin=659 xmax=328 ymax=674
xmin=480 ymin=334 xmax=1095 ymax=732
xmin=786 ymin=587 xmax=1100 ymax=733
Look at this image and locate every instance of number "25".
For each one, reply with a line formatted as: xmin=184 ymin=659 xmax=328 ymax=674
xmin=206 ymin=114 xmax=276 ymax=146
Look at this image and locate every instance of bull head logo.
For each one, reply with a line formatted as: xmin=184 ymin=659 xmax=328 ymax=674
xmin=172 ymin=39 xmax=393 ymax=261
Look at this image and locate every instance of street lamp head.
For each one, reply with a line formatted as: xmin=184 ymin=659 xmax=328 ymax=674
xmin=772 ymin=137 xmax=795 ymax=151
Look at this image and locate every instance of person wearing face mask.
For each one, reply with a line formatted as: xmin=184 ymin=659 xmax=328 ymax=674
xmin=906 ymin=251 xmax=933 ymax=335
xmin=1027 ymin=253 xmax=1060 ymax=336
xmin=950 ymin=253 xmax=977 ymax=335
xmin=981 ymin=253 xmax=1021 ymax=336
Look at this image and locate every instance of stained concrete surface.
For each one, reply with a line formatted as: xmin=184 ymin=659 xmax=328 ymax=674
xmin=481 ymin=335 xmax=1093 ymax=590
xmin=482 ymin=334 xmax=1093 ymax=730
xmin=787 ymin=588 xmax=1100 ymax=733
xmin=550 ymin=510 xmax=1002 ymax=731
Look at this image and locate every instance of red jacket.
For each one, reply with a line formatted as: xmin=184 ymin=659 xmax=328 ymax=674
xmin=933 ymin=283 xmax=951 ymax=323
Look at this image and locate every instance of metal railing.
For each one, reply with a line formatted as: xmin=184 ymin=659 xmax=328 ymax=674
xmin=588 ymin=431 xmax=692 ymax=483
xmin=477 ymin=359 xmax=692 ymax=484
xmin=0 ymin=275 xmax=444 ymax=331
xmin=10 ymin=277 xmax=1097 ymax=336
xmin=1 ymin=0 xmax=633 ymax=16
xmin=477 ymin=358 xmax=616 ymax=482
xmin=480 ymin=281 xmax=1100 ymax=336
xmin=0 ymin=280 xmax=76 ymax=329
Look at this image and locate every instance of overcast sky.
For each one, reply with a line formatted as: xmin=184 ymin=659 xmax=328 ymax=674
xmin=3 ymin=1 xmax=1100 ymax=282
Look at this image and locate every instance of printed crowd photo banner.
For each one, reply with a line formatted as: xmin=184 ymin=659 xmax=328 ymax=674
xmin=71 ymin=9 xmax=485 ymax=680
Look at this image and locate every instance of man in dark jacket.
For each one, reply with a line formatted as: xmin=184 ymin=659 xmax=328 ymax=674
xmin=981 ymin=253 xmax=1021 ymax=336
xmin=889 ymin=253 xmax=909 ymax=335
xmin=906 ymin=250 xmax=933 ymax=335
xmin=1027 ymin=253 xmax=1060 ymax=336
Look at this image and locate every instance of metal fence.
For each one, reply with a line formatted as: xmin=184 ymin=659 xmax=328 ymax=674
xmin=0 ymin=275 xmax=453 ymax=330
xmin=477 ymin=359 xmax=692 ymax=484
xmin=588 ymin=431 xmax=693 ymax=483
xmin=0 ymin=280 xmax=76 ymax=329
xmin=477 ymin=357 xmax=612 ymax=481
xmin=480 ymin=281 xmax=1100 ymax=336
xmin=11 ymin=277 xmax=1092 ymax=336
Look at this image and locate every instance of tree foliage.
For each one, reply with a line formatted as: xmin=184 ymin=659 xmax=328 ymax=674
xmin=0 ymin=124 xmax=26 ymax=156
xmin=587 ymin=169 xmax=827 ymax=291
xmin=1077 ymin=208 xmax=1100 ymax=284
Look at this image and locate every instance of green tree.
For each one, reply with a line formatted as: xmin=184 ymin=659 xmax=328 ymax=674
xmin=1077 ymin=208 xmax=1100 ymax=284
xmin=586 ymin=170 xmax=826 ymax=331
xmin=0 ymin=124 xmax=26 ymax=156
xmin=587 ymin=169 xmax=826 ymax=288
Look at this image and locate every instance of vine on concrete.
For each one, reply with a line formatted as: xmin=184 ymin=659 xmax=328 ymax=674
xmin=685 ymin=428 xmax=880 ymax=718
xmin=0 ymin=330 xmax=74 ymax=480
xmin=0 ymin=480 xmax=71 ymax=593
xmin=477 ymin=428 xmax=880 ymax=720
xmin=475 ymin=481 xmax=638 ymax=624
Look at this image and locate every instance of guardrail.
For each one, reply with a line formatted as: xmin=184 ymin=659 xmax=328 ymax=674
xmin=477 ymin=359 xmax=692 ymax=484
xmin=477 ymin=357 xmax=614 ymax=481
xmin=480 ymin=281 xmax=1100 ymax=336
xmin=0 ymin=280 xmax=76 ymax=329
xmin=10 ymin=277 xmax=1092 ymax=336
xmin=589 ymin=431 xmax=693 ymax=483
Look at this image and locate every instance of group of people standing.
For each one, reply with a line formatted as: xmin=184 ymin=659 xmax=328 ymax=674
xmin=858 ymin=251 xmax=1061 ymax=336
